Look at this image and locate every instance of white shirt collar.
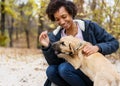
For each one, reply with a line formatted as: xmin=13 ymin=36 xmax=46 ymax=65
xmin=53 ymin=19 xmax=85 ymax=35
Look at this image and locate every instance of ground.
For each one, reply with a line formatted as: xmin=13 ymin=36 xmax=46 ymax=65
xmin=0 ymin=47 xmax=120 ymax=86
xmin=0 ymin=47 xmax=48 ymax=86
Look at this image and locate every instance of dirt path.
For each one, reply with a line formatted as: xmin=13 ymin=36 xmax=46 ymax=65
xmin=0 ymin=47 xmax=48 ymax=86
xmin=0 ymin=47 xmax=120 ymax=86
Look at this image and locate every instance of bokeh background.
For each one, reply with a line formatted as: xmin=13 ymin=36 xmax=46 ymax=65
xmin=0 ymin=0 xmax=120 ymax=57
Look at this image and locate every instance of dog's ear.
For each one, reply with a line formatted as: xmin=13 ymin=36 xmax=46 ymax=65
xmin=69 ymin=43 xmax=75 ymax=55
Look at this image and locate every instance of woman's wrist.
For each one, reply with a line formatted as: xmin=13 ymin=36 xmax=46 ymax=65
xmin=42 ymin=43 xmax=51 ymax=51
xmin=95 ymin=45 xmax=101 ymax=52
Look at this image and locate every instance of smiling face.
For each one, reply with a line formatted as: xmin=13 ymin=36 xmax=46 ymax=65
xmin=54 ymin=6 xmax=74 ymax=30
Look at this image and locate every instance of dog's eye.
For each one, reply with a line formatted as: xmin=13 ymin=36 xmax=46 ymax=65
xmin=61 ymin=42 xmax=65 ymax=46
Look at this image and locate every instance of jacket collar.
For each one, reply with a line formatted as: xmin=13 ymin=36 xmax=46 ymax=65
xmin=53 ymin=19 xmax=85 ymax=36
xmin=74 ymin=19 xmax=85 ymax=31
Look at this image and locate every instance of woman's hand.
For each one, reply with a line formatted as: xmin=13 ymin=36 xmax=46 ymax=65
xmin=82 ymin=42 xmax=99 ymax=56
xmin=39 ymin=31 xmax=50 ymax=47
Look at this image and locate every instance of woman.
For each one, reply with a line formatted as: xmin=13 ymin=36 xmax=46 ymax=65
xmin=39 ymin=0 xmax=119 ymax=86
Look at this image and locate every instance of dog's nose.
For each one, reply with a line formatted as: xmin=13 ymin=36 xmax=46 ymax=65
xmin=52 ymin=42 xmax=60 ymax=51
xmin=52 ymin=43 xmax=58 ymax=50
xmin=52 ymin=43 xmax=61 ymax=54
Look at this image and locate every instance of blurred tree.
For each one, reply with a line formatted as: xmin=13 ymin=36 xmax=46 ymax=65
xmin=1 ymin=0 xmax=20 ymax=47
xmin=84 ymin=0 xmax=120 ymax=39
xmin=0 ymin=0 xmax=119 ymax=50
xmin=1 ymin=0 xmax=5 ymax=35
xmin=17 ymin=0 xmax=38 ymax=48
xmin=74 ymin=0 xmax=86 ymax=18
xmin=5 ymin=0 xmax=16 ymax=47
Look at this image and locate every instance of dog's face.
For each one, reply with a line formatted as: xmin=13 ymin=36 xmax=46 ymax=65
xmin=52 ymin=36 xmax=87 ymax=69
xmin=52 ymin=36 xmax=85 ymax=57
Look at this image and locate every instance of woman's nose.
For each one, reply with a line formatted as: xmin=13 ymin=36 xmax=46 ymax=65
xmin=59 ymin=19 xmax=65 ymax=25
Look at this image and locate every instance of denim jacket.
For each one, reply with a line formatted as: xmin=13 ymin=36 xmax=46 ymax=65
xmin=42 ymin=19 xmax=119 ymax=86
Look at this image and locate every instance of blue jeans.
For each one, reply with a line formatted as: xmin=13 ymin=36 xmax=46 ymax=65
xmin=46 ymin=62 xmax=93 ymax=86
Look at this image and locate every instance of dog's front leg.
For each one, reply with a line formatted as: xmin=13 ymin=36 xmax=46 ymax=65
xmin=58 ymin=54 xmax=80 ymax=69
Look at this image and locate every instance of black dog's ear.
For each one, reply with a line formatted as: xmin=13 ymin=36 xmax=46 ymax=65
xmin=69 ymin=43 xmax=75 ymax=55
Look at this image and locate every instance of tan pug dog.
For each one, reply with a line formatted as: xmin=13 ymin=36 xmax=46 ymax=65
xmin=52 ymin=36 xmax=120 ymax=86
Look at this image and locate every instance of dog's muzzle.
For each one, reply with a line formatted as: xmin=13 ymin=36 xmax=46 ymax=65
xmin=52 ymin=43 xmax=74 ymax=56
xmin=52 ymin=43 xmax=62 ymax=54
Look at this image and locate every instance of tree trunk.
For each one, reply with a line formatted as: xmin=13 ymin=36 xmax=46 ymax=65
xmin=75 ymin=0 xmax=85 ymax=18
xmin=90 ymin=0 xmax=96 ymax=11
xmin=25 ymin=29 xmax=30 ymax=48
xmin=15 ymin=27 xmax=19 ymax=40
xmin=8 ymin=18 xmax=14 ymax=47
xmin=1 ymin=0 xmax=5 ymax=35
xmin=90 ymin=0 xmax=97 ymax=22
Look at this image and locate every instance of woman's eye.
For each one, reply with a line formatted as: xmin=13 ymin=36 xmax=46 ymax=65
xmin=62 ymin=15 xmax=66 ymax=19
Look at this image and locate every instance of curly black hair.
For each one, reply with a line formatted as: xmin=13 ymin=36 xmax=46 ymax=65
xmin=46 ymin=0 xmax=77 ymax=21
